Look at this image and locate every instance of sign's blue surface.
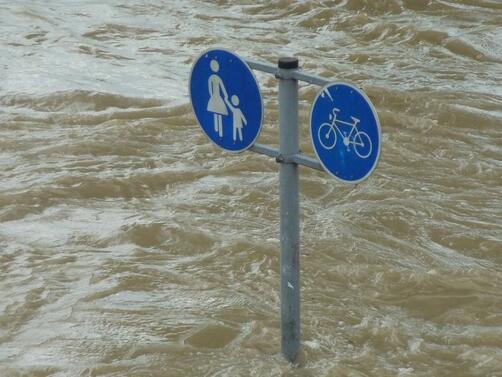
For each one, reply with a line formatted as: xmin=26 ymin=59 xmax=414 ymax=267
xmin=189 ymin=49 xmax=263 ymax=153
xmin=310 ymin=83 xmax=381 ymax=183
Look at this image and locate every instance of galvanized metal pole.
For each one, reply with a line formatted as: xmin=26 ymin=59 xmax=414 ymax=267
xmin=277 ymin=57 xmax=300 ymax=363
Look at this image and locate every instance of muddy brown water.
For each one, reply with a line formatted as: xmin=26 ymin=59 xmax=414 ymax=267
xmin=0 ymin=1 xmax=501 ymax=376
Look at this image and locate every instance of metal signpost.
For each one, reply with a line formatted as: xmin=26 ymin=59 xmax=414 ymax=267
xmin=189 ymin=49 xmax=381 ymax=363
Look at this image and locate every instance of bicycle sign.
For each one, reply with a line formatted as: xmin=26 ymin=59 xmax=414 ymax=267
xmin=310 ymin=82 xmax=381 ymax=183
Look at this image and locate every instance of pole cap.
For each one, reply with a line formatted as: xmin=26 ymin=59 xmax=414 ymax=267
xmin=278 ymin=57 xmax=299 ymax=69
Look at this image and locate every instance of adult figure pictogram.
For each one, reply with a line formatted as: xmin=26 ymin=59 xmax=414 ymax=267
xmin=207 ymin=59 xmax=229 ymax=138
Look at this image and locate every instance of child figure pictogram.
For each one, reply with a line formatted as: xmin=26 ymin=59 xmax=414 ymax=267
xmin=226 ymin=95 xmax=247 ymax=142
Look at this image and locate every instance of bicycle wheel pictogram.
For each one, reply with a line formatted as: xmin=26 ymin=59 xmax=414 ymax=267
xmin=353 ymin=131 xmax=372 ymax=159
xmin=317 ymin=123 xmax=337 ymax=150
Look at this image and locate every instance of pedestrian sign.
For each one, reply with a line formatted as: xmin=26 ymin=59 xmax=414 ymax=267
xmin=189 ymin=49 xmax=264 ymax=153
xmin=310 ymin=82 xmax=381 ymax=183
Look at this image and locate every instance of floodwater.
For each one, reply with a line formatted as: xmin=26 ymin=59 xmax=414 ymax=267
xmin=1 ymin=0 xmax=501 ymax=376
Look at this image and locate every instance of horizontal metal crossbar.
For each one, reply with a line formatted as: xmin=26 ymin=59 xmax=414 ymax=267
xmin=246 ymin=60 xmax=277 ymax=76
xmin=250 ymin=143 xmax=323 ymax=171
xmin=246 ymin=59 xmax=327 ymax=173
xmin=246 ymin=59 xmax=331 ymax=87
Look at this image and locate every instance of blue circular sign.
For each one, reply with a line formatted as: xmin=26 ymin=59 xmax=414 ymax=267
xmin=310 ymin=82 xmax=381 ymax=184
xmin=189 ymin=49 xmax=263 ymax=153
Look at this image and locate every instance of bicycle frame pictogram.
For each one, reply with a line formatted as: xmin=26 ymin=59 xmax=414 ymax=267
xmin=317 ymin=107 xmax=372 ymax=158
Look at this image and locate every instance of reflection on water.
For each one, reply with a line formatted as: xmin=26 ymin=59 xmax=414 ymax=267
xmin=0 ymin=0 xmax=501 ymax=376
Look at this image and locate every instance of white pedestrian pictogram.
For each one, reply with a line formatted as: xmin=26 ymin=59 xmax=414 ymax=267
xmin=207 ymin=59 xmax=229 ymax=138
xmin=206 ymin=59 xmax=247 ymax=140
xmin=226 ymin=95 xmax=247 ymax=142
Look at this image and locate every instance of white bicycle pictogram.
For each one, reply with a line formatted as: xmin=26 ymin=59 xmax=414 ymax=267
xmin=317 ymin=107 xmax=372 ymax=159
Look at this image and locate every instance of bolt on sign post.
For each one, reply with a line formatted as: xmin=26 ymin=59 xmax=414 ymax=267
xmin=189 ymin=48 xmax=381 ymax=363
